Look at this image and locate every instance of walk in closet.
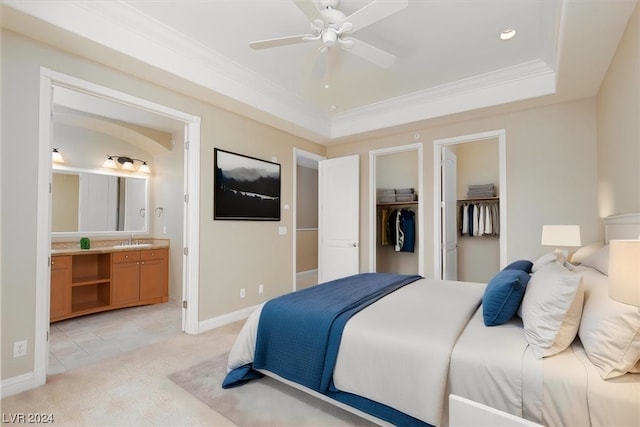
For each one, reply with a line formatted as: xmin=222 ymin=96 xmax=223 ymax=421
xmin=453 ymin=139 xmax=500 ymax=282
xmin=375 ymin=149 xmax=419 ymax=275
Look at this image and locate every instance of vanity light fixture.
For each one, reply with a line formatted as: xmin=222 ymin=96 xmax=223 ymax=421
xmin=52 ymin=148 xmax=64 ymax=163
xmin=104 ymin=155 xmax=151 ymax=173
xmin=500 ymin=28 xmax=517 ymax=40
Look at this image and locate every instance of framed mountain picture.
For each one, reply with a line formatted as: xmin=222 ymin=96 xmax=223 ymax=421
xmin=214 ymin=148 xmax=281 ymax=220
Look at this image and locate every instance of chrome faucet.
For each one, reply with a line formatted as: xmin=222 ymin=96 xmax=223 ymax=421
xmin=129 ymin=234 xmax=133 ymax=245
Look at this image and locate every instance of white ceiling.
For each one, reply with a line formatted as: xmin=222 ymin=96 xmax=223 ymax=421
xmin=2 ymin=0 xmax=637 ymax=144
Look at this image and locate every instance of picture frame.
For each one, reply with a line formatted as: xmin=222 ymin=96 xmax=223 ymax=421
xmin=214 ymin=148 xmax=281 ymax=220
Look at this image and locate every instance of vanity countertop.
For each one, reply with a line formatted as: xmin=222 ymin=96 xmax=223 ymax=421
xmin=51 ymin=238 xmax=169 ymax=255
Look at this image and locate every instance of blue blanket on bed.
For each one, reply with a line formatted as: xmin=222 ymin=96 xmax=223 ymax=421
xmin=223 ymin=272 xmax=421 ymax=391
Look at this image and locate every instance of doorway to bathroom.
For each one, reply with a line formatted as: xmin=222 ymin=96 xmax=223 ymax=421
xmin=35 ymin=69 xmax=201 ymax=385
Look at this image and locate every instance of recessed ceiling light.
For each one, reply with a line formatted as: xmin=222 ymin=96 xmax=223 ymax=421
xmin=500 ymin=29 xmax=516 ymax=40
xmin=329 ymin=105 xmax=337 ymax=111
xmin=324 ymin=83 xmax=330 ymax=89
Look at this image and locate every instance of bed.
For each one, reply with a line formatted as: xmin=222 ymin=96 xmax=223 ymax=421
xmin=223 ymin=214 xmax=640 ymax=427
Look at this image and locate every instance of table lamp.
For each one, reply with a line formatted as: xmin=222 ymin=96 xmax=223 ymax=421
xmin=541 ymin=225 xmax=581 ymax=265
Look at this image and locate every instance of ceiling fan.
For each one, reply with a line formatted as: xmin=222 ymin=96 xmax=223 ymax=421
xmin=249 ymin=0 xmax=408 ymax=73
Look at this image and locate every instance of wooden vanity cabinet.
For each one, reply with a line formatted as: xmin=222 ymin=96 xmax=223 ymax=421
xmin=112 ymin=248 xmax=168 ymax=308
xmin=139 ymin=249 xmax=168 ymax=302
xmin=111 ymin=251 xmax=141 ymax=306
xmin=50 ymin=255 xmax=72 ymax=321
xmin=50 ymin=247 xmax=168 ymax=322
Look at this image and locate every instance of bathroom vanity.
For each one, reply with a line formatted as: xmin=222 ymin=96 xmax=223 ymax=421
xmin=50 ymin=241 xmax=169 ymax=322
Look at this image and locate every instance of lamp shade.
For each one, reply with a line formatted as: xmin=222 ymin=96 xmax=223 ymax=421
xmin=541 ymin=225 xmax=581 ymax=247
xmin=609 ymin=240 xmax=640 ymax=307
xmin=52 ymin=148 xmax=64 ymax=163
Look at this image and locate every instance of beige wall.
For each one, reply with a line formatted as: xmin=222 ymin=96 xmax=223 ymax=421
xmin=328 ymin=98 xmax=601 ymax=276
xmin=597 ymin=3 xmax=640 ymax=218
xmin=0 ymin=31 xmax=324 ymax=380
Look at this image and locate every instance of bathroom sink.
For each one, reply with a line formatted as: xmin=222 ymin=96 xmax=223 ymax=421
xmin=113 ymin=243 xmax=153 ymax=249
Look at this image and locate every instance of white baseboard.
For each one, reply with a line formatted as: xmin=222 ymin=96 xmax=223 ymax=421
xmin=296 ymin=269 xmax=318 ymax=276
xmin=1 ymin=372 xmax=37 ymax=399
xmin=198 ymin=304 xmax=260 ymax=333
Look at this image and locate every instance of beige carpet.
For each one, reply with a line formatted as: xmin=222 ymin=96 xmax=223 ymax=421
xmin=2 ymin=320 xmax=376 ymax=426
xmin=169 ymin=352 xmax=377 ymax=427
xmin=1 ymin=323 xmax=241 ymax=426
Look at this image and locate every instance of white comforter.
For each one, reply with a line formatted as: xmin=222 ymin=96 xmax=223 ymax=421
xmin=227 ymin=277 xmax=486 ymax=426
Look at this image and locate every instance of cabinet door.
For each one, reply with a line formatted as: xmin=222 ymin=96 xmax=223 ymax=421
xmin=51 ymin=256 xmax=72 ymax=321
xmin=140 ymin=258 xmax=166 ymax=301
xmin=112 ymin=260 xmax=140 ymax=306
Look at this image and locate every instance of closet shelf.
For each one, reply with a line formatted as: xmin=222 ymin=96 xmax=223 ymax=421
xmin=377 ymin=201 xmax=418 ymax=207
xmin=457 ymin=197 xmax=499 ymax=202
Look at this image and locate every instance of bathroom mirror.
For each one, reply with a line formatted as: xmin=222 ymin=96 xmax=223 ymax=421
xmin=52 ymin=166 xmax=149 ymax=235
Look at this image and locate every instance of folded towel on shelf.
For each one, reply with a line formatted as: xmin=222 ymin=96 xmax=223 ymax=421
xmin=377 ymin=187 xmax=418 ymax=203
xmin=467 ymin=184 xmax=496 ymax=198
xmin=395 ymin=188 xmax=415 ymax=195
xmin=378 ymin=196 xmax=397 ymax=204
xmin=396 ymin=194 xmax=417 ymax=202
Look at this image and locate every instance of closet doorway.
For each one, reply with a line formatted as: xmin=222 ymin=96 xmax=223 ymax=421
xmin=433 ymin=130 xmax=507 ymax=281
xmin=369 ymin=143 xmax=424 ymax=276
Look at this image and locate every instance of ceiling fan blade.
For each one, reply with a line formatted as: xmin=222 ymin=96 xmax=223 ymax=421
xmin=292 ymin=0 xmax=323 ymax=23
xmin=344 ymin=37 xmax=396 ymax=68
xmin=249 ymin=34 xmax=315 ymax=50
xmin=344 ymin=0 xmax=408 ymax=33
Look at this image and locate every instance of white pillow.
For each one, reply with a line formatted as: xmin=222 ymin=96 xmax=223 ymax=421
xmin=531 ymin=252 xmax=557 ymax=273
xmin=570 ymin=241 xmax=605 ymax=265
xmin=580 ymin=245 xmax=610 ymax=275
xmin=578 ymin=267 xmax=640 ymax=379
xmin=522 ymin=263 xmax=584 ymax=358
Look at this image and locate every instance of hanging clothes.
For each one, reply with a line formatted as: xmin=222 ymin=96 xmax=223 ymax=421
xmin=386 ymin=208 xmax=416 ymax=252
xmin=458 ymin=200 xmax=500 ymax=237
xmin=379 ymin=208 xmax=390 ymax=246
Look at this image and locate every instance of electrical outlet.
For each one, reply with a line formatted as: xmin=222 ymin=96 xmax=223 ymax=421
xmin=240 ymin=288 xmax=246 ymax=299
xmin=13 ymin=340 xmax=27 ymax=358
xmin=258 ymin=284 xmax=264 ymax=294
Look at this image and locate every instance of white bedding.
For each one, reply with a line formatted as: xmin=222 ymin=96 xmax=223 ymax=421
xmin=333 ymin=278 xmax=485 ymax=426
xmin=449 ymin=267 xmax=640 ymax=427
xmin=447 ymin=308 xmax=543 ymax=425
xmin=226 ymin=272 xmax=640 ymax=427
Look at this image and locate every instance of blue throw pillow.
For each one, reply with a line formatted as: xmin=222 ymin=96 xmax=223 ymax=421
xmin=483 ymin=269 xmax=530 ymax=326
xmin=503 ymin=259 xmax=533 ymax=274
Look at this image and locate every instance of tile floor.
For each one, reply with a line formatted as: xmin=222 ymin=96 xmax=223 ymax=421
xmin=48 ymin=302 xmax=182 ymax=375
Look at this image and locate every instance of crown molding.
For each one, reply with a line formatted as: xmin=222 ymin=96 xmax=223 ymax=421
xmin=3 ymin=0 xmax=561 ymax=142
xmin=330 ymin=60 xmax=556 ymax=138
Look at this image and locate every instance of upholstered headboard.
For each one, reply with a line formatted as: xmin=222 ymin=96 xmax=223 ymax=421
xmin=604 ymin=213 xmax=640 ymax=242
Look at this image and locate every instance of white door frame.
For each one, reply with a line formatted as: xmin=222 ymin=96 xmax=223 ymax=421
xmin=432 ymin=129 xmax=507 ymax=280
xmin=35 ymin=68 xmax=201 ymax=388
xmin=368 ymin=142 xmax=424 ymax=276
xmin=292 ymin=148 xmax=325 ymax=291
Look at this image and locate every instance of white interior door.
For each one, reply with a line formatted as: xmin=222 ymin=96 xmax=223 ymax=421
xmin=318 ymin=155 xmax=360 ymax=283
xmin=442 ymin=147 xmax=458 ymax=280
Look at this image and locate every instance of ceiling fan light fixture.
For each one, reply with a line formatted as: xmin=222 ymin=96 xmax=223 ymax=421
xmin=323 ymin=29 xmax=338 ymax=47
xmin=500 ymin=28 xmax=517 ymax=40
